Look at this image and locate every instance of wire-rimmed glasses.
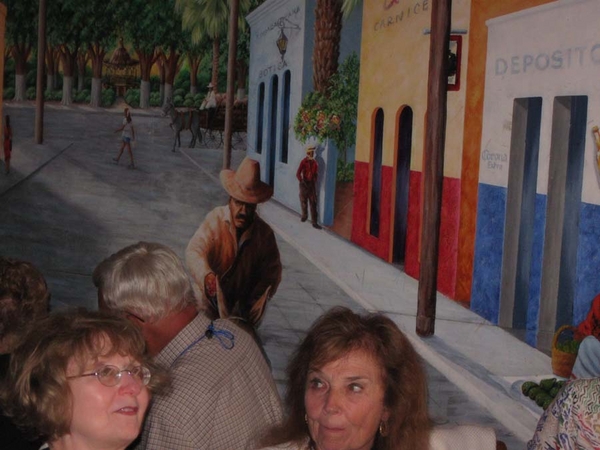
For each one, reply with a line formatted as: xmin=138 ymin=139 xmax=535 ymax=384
xmin=67 ymin=365 xmax=151 ymax=387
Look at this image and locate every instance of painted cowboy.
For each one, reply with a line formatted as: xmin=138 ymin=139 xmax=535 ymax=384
xmin=296 ymin=144 xmax=322 ymax=229
xmin=185 ymin=157 xmax=282 ymax=330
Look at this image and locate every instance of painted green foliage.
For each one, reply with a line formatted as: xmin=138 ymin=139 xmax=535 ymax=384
xmin=294 ymin=52 xmax=359 ymax=181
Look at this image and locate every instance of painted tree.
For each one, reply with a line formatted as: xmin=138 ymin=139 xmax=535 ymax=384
xmin=234 ymin=24 xmax=252 ymax=99
xmin=136 ymin=0 xmax=185 ymax=105
xmin=47 ymin=0 xmax=85 ymax=105
xmin=312 ymin=0 xmax=360 ymax=95
xmin=76 ymin=50 xmax=90 ymax=92
xmin=312 ymin=0 xmax=343 ymax=94
xmin=156 ymin=57 xmax=166 ymax=105
xmin=5 ymin=0 xmax=38 ymax=101
xmin=187 ymin=38 xmax=211 ymax=96
xmin=116 ymin=0 xmax=165 ymax=109
xmin=46 ymin=45 xmax=60 ymax=92
xmin=176 ymin=0 xmax=252 ymax=93
xmin=158 ymin=2 xmax=187 ymax=105
xmin=341 ymin=0 xmax=360 ymax=18
xmin=80 ymin=0 xmax=117 ymax=107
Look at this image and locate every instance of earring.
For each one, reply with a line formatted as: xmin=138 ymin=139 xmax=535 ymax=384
xmin=304 ymin=413 xmax=308 ymax=424
xmin=379 ymin=420 xmax=388 ymax=437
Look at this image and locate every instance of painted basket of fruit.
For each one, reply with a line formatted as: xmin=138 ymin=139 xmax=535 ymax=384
xmin=551 ymin=325 xmax=578 ymax=378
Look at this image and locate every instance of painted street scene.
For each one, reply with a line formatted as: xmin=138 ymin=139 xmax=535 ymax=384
xmin=2 ymin=0 xmax=600 ymax=449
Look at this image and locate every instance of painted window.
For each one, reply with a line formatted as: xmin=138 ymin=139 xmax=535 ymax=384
xmin=268 ymin=75 xmax=279 ymax=187
xmin=369 ymin=109 xmax=384 ymax=237
xmin=256 ymin=83 xmax=265 ymax=154
xmin=281 ymin=70 xmax=291 ymax=164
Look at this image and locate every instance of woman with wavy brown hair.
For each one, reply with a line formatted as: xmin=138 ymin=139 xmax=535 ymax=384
xmin=259 ymin=306 xmax=431 ymax=450
xmin=1 ymin=309 xmax=166 ymax=450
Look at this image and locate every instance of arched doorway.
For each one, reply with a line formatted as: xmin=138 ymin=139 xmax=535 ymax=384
xmin=267 ymin=75 xmax=279 ymax=187
xmin=392 ymin=106 xmax=413 ymax=265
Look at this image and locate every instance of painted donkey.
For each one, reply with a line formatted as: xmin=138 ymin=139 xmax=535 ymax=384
xmin=162 ymin=100 xmax=203 ymax=152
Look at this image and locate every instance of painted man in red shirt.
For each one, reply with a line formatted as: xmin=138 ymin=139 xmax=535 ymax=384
xmin=296 ymin=145 xmax=321 ymax=229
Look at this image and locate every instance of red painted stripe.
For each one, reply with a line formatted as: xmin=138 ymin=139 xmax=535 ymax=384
xmin=353 ymin=163 xmax=461 ymax=299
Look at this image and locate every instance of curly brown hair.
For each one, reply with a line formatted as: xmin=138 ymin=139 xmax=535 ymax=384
xmin=262 ymin=306 xmax=431 ymax=450
xmin=1 ymin=309 xmax=167 ymax=442
xmin=0 ymin=258 xmax=49 ymax=353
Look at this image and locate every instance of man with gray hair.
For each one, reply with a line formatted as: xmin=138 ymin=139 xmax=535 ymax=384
xmin=97 ymin=241 xmax=282 ymax=450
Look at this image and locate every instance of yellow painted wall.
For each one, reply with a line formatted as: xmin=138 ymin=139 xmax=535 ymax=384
xmin=356 ymin=0 xmax=471 ymax=178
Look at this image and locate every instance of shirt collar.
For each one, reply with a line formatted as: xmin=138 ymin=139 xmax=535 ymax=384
xmin=156 ymin=313 xmax=212 ymax=368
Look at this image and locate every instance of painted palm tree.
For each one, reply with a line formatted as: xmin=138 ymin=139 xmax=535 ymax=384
xmin=341 ymin=0 xmax=360 ymax=18
xmin=176 ymin=0 xmax=252 ymax=92
xmin=313 ymin=0 xmax=360 ymax=95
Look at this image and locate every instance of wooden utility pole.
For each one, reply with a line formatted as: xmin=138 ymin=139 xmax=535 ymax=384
xmin=223 ymin=0 xmax=240 ymax=170
xmin=416 ymin=0 xmax=451 ymax=337
xmin=35 ymin=0 xmax=47 ymax=144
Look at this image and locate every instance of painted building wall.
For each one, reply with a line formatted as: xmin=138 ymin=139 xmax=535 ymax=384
xmin=470 ymin=0 xmax=600 ymax=348
xmin=351 ymin=0 xmax=470 ymax=298
xmin=246 ymin=0 xmax=362 ymax=226
xmin=456 ymin=0 xmax=554 ymax=303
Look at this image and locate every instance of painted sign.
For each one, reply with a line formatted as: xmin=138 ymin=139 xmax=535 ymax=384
xmin=494 ymin=43 xmax=600 ymax=76
xmin=374 ymin=0 xmax=429 ymax=31
xmin=255 ymin=6 xmax=301 ymax=39
xmin=481 ymin=148 xmax=507 ymax=172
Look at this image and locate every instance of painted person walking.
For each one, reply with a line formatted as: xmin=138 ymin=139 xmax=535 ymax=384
xmin=296 ymin=145 xmax=322 ymax=229
xmin=3 ymin=115 xmax=12 ymax=174
xmin=113 ymin=108 xmax=135 ymax=169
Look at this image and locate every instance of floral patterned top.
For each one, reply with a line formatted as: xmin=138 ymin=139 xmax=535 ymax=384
xmin=527 ymin=378 xmax=600 ymax=449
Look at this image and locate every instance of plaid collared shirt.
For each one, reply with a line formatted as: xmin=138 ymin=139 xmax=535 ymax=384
xmin=136 ymin=314 xmax=283 ymax=450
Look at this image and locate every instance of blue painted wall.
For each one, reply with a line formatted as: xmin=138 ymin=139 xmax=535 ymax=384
xmin=472 ymin=182 xmax=600 ymax=346
xmin=525 ymin=195 xmax=546 ymax=347
xmin=246 ymin=0 xmax=362 ymax=226
xmin=471 ymin=183 xmax=506 ymax=323
xmin=574 ymin=203 xmax=600 ymax=324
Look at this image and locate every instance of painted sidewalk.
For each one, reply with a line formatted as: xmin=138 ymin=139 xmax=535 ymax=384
xmin=259 ymin=199 xmax=552 ymax=444
xmin=0 ymin=102 xmax=551 ymax=448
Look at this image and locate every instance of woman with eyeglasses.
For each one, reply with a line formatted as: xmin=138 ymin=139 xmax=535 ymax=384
xmin=1 ymin=309 xmax=166 ymax=450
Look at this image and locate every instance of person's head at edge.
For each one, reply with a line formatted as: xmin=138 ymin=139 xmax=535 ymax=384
xmin=2 ymin=309 xmax=166 ymax=450
xmin=0 ymin=257 xmax=50 ymax=354
xmin=98 ymin=241 xmax=198 ymax=356
xmin=219 ymin=157 xmax=273 ymax=233
xmin=262 ymin=306 xmax=431 ymax=450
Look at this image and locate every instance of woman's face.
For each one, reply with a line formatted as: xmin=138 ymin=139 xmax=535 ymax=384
xmin=305 ymin=349 xmax=389 ymax=450
xmin=66 ymin=352 xmax=150 ymax=449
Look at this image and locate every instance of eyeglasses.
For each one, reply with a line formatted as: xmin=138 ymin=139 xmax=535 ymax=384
xmin=67 ymin=365 xmax=152 ymax=387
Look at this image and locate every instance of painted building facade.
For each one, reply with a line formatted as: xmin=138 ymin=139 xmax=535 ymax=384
xmin=470 ymin=0 xmax=600 ymax=350
xmin=351 ymin=0 xmax=471 ymax=299
xmin=247 ymin=0 xmax=599 ymax=351
xmin=246 ymin=0 xmax=361 ymax=228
